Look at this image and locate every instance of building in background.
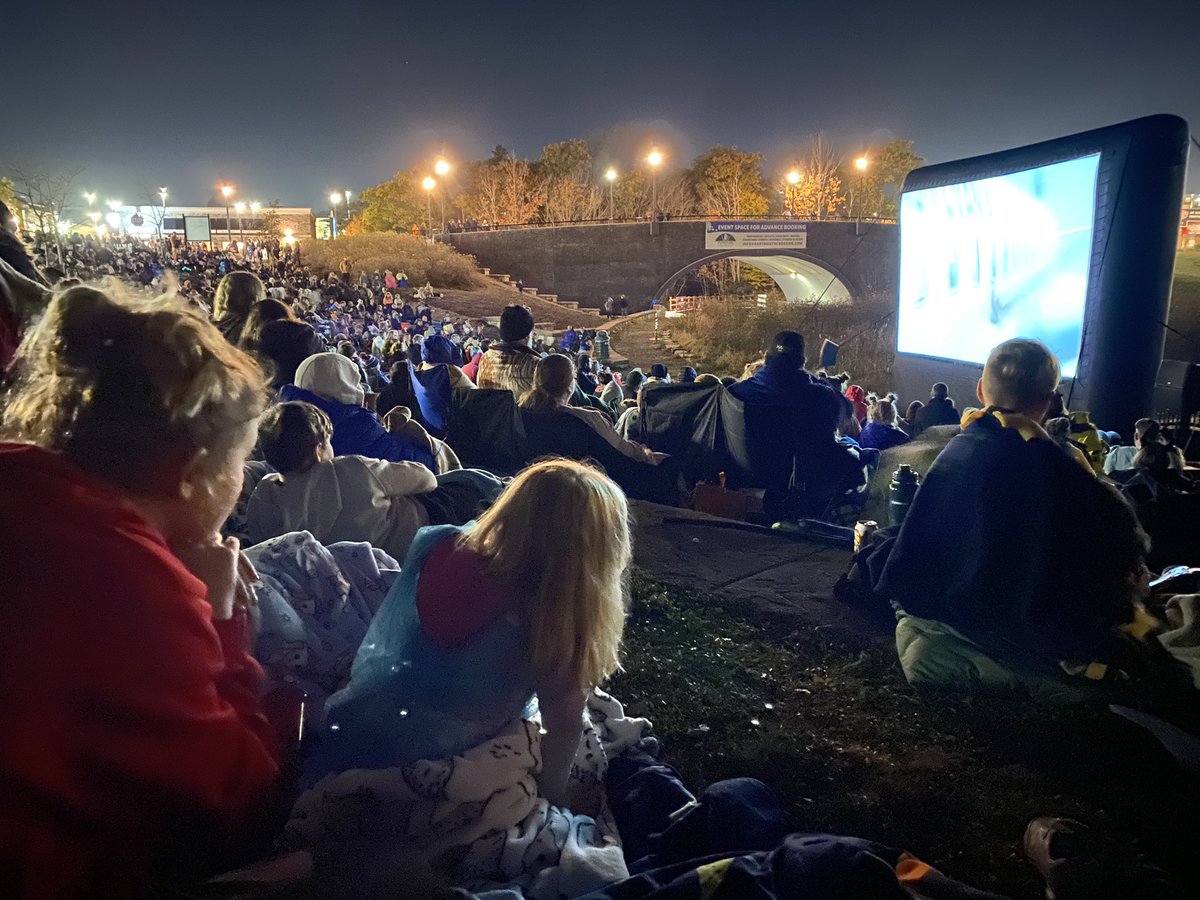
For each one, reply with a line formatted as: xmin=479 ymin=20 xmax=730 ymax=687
xmin=69 ymin=204 xmax=316 ymax=246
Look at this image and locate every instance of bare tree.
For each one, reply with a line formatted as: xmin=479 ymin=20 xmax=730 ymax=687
xmin=7 ymin=164 xmax=82 ymax=267
xmin=139 ymin=186 xmax=169 ymax=237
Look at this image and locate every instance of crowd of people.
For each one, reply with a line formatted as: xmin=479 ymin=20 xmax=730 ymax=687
xmin=0 ymin=202 xmax=1197 ymax=899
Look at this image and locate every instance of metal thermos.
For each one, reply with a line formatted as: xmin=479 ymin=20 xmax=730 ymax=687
xmin=888 ymin=464 xmax=921 ymax=527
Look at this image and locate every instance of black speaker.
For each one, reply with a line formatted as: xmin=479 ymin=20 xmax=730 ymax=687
xmin=1152 ymin=359 xmax=1200 ymax=423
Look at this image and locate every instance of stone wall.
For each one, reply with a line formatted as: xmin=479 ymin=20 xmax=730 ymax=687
xmin=442 ymin=220 xmax=898 ymax=311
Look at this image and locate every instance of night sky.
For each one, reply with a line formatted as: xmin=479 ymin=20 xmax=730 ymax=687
xmin=4 ymin=0 xmax=1197 ymax=209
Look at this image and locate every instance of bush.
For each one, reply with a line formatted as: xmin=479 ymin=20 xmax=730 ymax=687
xmin=672 ymin=298 xmax=897 ymax=393
xmin=300 ymin=233 xmax=478 ymax=289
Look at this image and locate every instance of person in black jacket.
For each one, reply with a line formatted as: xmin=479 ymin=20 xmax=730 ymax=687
xmin=911 ymin=382 xmax=960 ymax=435
xmin=240 ymin=298 xmax=326 ymax=390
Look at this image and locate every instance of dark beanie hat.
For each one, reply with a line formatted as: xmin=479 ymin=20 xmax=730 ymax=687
xmin=650 ymin=363 xmax=669 ymax=379
xmin=500 ymin=304 xmax=534 ymax=341
xmin=421 ymin=334 xmax=456 ymax=364
xmin=766 ymin=330 xmax=805 ymax=368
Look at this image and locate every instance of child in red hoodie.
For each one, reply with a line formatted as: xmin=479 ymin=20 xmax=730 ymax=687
xmin=0 ymin=285 xmax=280 ymax=898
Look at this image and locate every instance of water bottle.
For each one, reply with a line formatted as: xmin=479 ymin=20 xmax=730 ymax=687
xmin=888 ymin=464 xmax=921 ymax=527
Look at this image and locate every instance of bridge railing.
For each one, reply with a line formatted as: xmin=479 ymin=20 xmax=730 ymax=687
xmin=667 ymin=295 xmax=766 ymax=315
xmin=440 ymin=214 xmax=897 ymax=235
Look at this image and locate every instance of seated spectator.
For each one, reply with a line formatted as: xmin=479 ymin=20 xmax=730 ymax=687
xmin=520 ymin=355 xmax=660 ymax=465
xmin=576 ymin=353 xmax=599 ymax=395
xmin=620 ymin=368 xmax=645 ymax=409
xmin=912 ymin=382 xmax=960 ymax=435
xmin=900 ymin=400 xmax=924 ymax=435
xmin=728 ymin=332 xmax=860 ymax=519
xmin=420 ymin=333 xmax=476 ymax=389
xmin=281 ymin=353 xmax=435 ymax=469
xmin=649 ymin=362 xmax=671 ymax=384
xmin=873 ymin=339 xmax=1169 ymax=695
xmin=858 ymin=396 xmax=911 ymax=451
xmin=477 ymin=305 xmax=541 ymax=395
xmin=844 ymin=384 xmax=869 ymax=422
xmin=308 ymin=458 xmax=632 ymax=808
xmin=247 ymin=402 xmax=499 ymax=562
xmin=598 ymin=370 xmax=624 ymax=408
xmin=1104 ymin=418 xmax=1185 ymax=475
xmin=0 ymin=286 xmax=280 ymax=896
xmin=212 ymin=270 xmax=265 ymax=344
xmin=240 ymin=297 xmax=325 ymax=389
xmin=680 ymin=366 xmax=698 ymax=384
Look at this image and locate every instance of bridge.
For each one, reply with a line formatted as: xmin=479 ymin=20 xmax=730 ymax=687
xmin=440 ymin=219 xmax=898 ymax=311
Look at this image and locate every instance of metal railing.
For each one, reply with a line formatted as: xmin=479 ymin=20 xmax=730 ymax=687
xmin=439 ymin=214 xmax=897 ymax=235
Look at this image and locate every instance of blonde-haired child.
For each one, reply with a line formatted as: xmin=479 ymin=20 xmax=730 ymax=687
xmin=0 ymin=284 xmax=279 ymax=895
xmin=311 ymin=458 xmax=631 ymax=805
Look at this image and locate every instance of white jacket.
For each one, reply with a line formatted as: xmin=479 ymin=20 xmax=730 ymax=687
xmin=247 ymin=455 xmax=436 ymax=562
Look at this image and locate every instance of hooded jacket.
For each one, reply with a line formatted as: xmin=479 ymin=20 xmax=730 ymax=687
xmin=0 ymin=444 xmax=279 ymax=898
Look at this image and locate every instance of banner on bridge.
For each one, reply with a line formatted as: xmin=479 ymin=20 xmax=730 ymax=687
xmin=704 ymin=220 xmax=807 ymax=250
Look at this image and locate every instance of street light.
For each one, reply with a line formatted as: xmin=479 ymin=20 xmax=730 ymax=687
xmin=646 ymin=150 xmax=663 ymax=220
xmin=852 ymin=156 xmax=870 ymax=231
xmin=422 ymin=177 xmax=436 ymax=241
xmin=157 ymin=187 xmax=168 ymax=238
xmin=220 ymin=184 xmax=235 ymax=247
xmin=605 ymin=167 xmax=617 ymax=220
xmin=83 ymin=191 xmax=96 ymax=208
xmin=784 ymin=169 xmax=801 ymax=216
xmin=433 ymin=160 xmax=450 ymax=231
xmin=107 ymin=199 xmax=122 ymax=211
xmin=234 ymin=201 xmax=246 ymax=244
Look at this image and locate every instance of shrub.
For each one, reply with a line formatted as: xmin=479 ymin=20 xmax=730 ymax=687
xmin=300 ymin=233 xmax=478 ymax=289
xmin=672 ymin=298 xmax=897 ymax=393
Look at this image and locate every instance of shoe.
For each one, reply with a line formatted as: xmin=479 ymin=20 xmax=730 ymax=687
xmin=1023 ymin=817 xmax=1107 ymax=900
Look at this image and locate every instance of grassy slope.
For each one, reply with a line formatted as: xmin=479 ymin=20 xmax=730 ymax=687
xmin=608 ymin=573 xmax=1200 ymax=898
xmin=1167 ymin=250 xmax=1200 ymax=362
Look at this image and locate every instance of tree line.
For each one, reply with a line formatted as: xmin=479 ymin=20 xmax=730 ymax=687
xmin=351 ymin=137 xmax=924 ymax=234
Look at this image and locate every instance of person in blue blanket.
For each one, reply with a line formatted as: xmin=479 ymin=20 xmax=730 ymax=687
xmin=306 ymin=459 xmax=632 ymax=806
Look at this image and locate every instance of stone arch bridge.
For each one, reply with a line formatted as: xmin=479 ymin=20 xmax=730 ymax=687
xmin=440 ymin=220 xmax=898 ymax=312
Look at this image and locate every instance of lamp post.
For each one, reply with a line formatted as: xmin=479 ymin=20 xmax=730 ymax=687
xmin=157 ymin=187 xmax=168 ymax=238
xmin=234 ymin=201 xmax=246 ymax=246
xmin=422 ymin=177 xmax=436 ymax=242
xmin=784 ymin=169 xmax=801 ymax=216
xmin=646 ymin=150 xmax=663 ymax=219
xmin=82 ymin=191 xmax=96 ymax=208
xmin=852 ymin=155 xmax=869 ymax=233
xmin=605 ymin=167 xmax=617 ymax=220
xmin=434 ymin=159 xmax=450 ymax=233
xmin=220 ymin=184 xmax=235 ymax=247
xmin=329 ymin=192 xmax=342 ymax=239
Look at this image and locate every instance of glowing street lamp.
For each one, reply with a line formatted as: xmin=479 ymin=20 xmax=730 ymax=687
xmin=646 ymin=150 xmax=663 ymax=220
xmin=433 ymin=160 xmax=450 ymax=230
xmin=107 ymin=199 xmax=122 ymax=211
xmin=852 ymin=156 xmax=870 ymax=231
xmin=422 ymin=177 xmax=436 ymax=241
xmin=784 ymin=169 xmax=802 ymax=216
xmin=83 ymin=191 xmax=97 ymax=208
xmin=156 ymin=187 xmax=168 ymax=237
xmin=604 ymin=167 xmax=618 ymax=220
xmin=219 ymin=184 xmax=236 ymax=246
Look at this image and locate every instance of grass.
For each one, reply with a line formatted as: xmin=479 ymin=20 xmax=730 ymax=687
xmin=1168 ymin=250 xmax=1200 ymax=362
xmin=300 ymin=233 xmax=479 ymax=289
xmin=607 ymin=571 xmax=1200 ymax=898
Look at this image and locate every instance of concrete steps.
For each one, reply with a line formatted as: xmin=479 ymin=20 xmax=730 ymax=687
xmin=475 ymin=266 xmax=601 ymax=318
